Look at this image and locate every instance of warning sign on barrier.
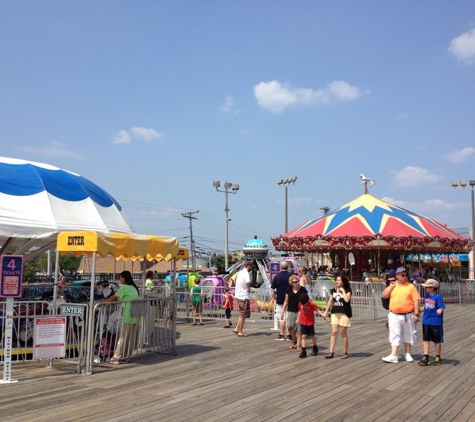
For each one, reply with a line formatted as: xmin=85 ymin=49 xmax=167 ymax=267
xmin=33 ymin=317 xmax=66 ymax=360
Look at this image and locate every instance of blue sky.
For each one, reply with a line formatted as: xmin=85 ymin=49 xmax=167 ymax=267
xmin=1 ymin=1 xmax=475 ymax=256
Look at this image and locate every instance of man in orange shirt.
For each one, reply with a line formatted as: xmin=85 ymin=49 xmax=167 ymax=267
xmin=381 ymin=267 xmax=421 ymax=363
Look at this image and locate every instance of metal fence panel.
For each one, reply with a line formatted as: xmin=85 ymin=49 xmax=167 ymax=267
xmin=92 ymin=297 xmax=176 ymax=364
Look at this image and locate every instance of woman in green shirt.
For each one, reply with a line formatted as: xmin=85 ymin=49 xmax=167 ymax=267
xmin=105 ymin=270 xmax=140 ymax=364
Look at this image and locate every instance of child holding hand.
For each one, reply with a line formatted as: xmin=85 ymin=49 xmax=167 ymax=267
xmin=298 ymin=293 xmax=329 ymax=358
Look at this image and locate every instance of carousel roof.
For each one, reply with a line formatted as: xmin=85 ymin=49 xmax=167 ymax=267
xmin=272 ymin=193 xmax=473 ymax=252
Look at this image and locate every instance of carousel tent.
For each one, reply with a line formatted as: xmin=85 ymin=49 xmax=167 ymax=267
xmin=271 ymin=193 xmax=474 ymax=275
xmin=0 ymin=157 xmax=132 ymax=260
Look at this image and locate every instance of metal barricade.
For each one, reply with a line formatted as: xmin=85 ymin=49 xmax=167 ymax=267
xmin=91 ymin=297 xmax=176 ymax=364
xmin=0 ymin=300 xmax=52 ymax=363
xmin=0 ymin=299 xmax=89 ymax=373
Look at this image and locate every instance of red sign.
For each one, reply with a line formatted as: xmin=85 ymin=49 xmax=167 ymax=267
xmin=0 ymin=255 xmax=23 ymax=298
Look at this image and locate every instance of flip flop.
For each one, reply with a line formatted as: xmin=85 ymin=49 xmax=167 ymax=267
xmin=192 ymin=323 xmax=197 ymax=325
xmin=289 ymin=343 xmax=296 ymax=349
xmin=199 ymin=323 xmax=204 ymax=325
xmin=237 ymin=333 xmax=249 ymax=337
xmin=232 ymin=330 xmax=239 ymax=334
xmin=341 ymin=353 xmax=349 ymax=359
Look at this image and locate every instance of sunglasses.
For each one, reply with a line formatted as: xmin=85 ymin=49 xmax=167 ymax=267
xmin=398 ymin=274 xmax=408 ymax=277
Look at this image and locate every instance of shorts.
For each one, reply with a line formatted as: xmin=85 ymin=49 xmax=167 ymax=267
xmin=192 ymin=303 xmax=202 ymax=313
xmin=275 ymin=304 xmax=286 ymax=322
xmin=388 ymin=312 xmax=417 ymax=347
xmin=422 ymin=324 xmax=444 ymax=343
xmin=237 ymin=299 xmax=251 ymax=318
xmin=286 ymin=311 xmax=299 ymax=332
xmin=330 ymin=313 xmax=351 ymax=328
xmin=300 ymin=324 xmax=315 ymax=336
xmin=225 ymin=308 xmax=231 ymax=319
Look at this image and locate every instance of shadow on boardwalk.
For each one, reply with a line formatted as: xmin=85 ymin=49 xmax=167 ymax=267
xmin=1 ymin=304 xmax=475 ymax=422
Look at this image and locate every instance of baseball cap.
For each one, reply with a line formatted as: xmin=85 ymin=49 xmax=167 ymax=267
xmin=395 ymin=267 xmax=407 ymax=274
xmin=422 ymin=279 xmax=439 ymax=288
xmin=388 ymin=269 xmax=396 ymax=275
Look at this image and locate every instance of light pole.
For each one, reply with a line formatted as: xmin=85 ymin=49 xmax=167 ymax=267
xmin=277 ymin=177 xmax=297 ymax=233
xmin=451 ymin=180 xmax=475 ymax=279
xmin=213 ymin=180 xmax=239 ymax=272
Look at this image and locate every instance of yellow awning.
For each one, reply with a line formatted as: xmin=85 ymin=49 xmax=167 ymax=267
xmin=56 ymin=231 xmax=180 ymax=261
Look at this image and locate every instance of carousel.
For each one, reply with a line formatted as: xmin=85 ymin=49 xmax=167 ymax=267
xmin=271 ymin=175 xmax=474 ymax=281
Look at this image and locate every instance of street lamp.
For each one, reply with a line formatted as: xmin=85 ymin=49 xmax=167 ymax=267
xmin=213 ymin=180 xmax=239 ymax=272
xmin=277 ymin=176 xmax=298 ymax=233
xmin=452 ymin=180 xmax=475 ymax=279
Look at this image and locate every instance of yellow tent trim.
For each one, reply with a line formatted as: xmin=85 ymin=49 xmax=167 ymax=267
xmin=56 ymin=231 xmax=180 ymax=261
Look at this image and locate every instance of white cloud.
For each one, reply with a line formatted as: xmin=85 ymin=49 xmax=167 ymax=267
xmin=392 ymin=166 xmax=443 ymax=187
xmin=381 ymin=196 xmax=407 ymax=208
xmin=111 ymin=130 xmax=132 ymax=145
xmin=419 ymin=199 xmax=459 ymax=211
xmin=130 ymin=126 xmax=163 ymax=141
xmin=18 ymin=140 xmax=83 ymax=158
xmin=449 ymin=28 xmax=475 ymax=64
xmin=444 ymin=147 xmax=475 ymax=163
xmin=220 ymin=96 xmax=240 ymax=114
xmin=112 ymin=127 xmax=163 ymax=145
xmin=381 ymin=197 xmax=461 ymax=217
xmin=254 ymin=79 xmax=363 ymax=113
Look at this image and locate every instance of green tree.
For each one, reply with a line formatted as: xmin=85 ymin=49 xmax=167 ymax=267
xmin=211 ymin=254 xmax=233 ymax=274
xmin=3 ymin=248 xmax=82 ymax=282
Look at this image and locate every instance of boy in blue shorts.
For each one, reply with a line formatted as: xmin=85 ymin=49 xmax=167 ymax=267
xmin=418 ymin=279 xmax=445 ymax=366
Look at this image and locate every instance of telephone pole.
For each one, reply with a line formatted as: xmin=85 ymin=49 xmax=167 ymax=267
xmin=181 ymin=211 xmax=199 ymax=270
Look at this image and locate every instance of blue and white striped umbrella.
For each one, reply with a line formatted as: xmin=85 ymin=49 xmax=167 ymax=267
xmin=0 ymin=157 xmax=132 ymax=251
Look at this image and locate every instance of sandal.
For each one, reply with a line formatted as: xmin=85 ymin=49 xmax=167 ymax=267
xmin=341 ymin=353 xmax=349 ymax=359
xmin=289 ymin=343 xmax=296 ymax=349
xmin=325 ymin=352 xmax=334 ymax=359
xmin=296 ymin=346 xmax=302 ymax=352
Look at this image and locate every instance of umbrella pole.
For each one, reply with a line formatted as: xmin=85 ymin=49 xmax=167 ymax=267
xmin=85 ymin=251 xmax=97 ymax=375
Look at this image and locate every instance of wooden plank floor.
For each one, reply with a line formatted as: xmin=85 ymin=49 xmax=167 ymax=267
xmin=1 ymin=304 xmax=475 ymax=422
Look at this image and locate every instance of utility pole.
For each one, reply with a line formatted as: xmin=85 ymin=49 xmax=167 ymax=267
xmin=182 ymin=211 xmax=199 ymax=270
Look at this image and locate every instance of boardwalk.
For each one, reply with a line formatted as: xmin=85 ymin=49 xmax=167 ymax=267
xmin=1 ymin=304 xmax=475 ymax=422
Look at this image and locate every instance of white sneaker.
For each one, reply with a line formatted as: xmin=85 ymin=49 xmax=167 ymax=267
xmin=382 ymin=354 xmax=398 ymax=363
xmin=405 ymin=353 xmax=414 ymax=362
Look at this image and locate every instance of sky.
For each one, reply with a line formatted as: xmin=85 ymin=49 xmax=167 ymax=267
xmin=1 ymin=1 xmax=475 ymax=257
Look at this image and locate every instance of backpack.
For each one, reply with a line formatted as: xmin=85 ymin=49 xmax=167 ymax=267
xmin=99 ymin=330 xmax=116 ymax=359
xmin=381 ymin=279 xmax=393 ymax=310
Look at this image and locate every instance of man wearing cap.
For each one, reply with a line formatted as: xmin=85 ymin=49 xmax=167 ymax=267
xmin=381 ymin=267 xmax=421 ymax=363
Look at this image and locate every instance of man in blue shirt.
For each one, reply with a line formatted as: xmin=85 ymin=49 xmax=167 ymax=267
xmin=271 ymin=261 xmax=292 ymax=341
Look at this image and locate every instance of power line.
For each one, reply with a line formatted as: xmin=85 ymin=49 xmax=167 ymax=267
xmin=182 ymin=211 xmax=199 ymax=270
